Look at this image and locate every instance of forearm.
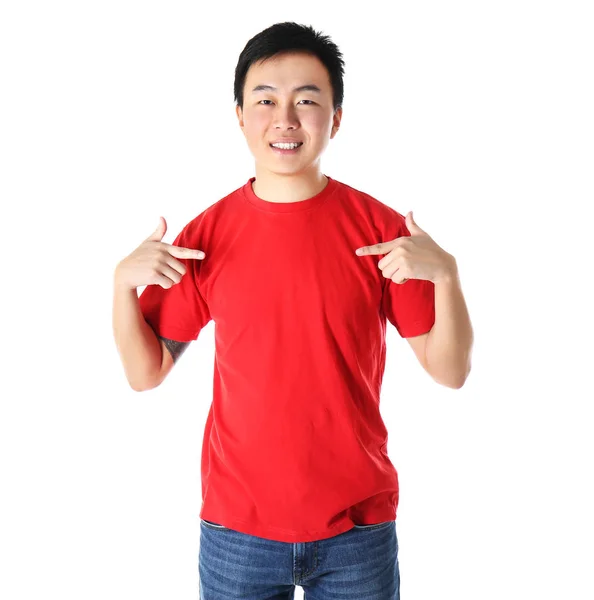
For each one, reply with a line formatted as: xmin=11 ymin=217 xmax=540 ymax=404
xmin=425 ymin=260 xmax=474 ymax=388
xmin=112 ymin=267 xmax=163 ymax=391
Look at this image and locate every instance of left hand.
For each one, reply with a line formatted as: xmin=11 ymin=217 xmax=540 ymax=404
xmin=355 ymin=211 xmax=455 ymax=284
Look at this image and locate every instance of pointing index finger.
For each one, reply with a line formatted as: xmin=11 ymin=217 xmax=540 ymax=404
xmin=355 ymin=241 xmax=392 ymax=256
xmin=169 ymin=245 xmax=205 ymax=259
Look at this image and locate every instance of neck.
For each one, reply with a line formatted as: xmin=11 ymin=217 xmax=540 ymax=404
xmin=251 ymin=165 xmax=328 ymax=203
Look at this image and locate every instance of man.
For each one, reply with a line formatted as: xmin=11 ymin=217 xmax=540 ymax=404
xmin=113 ymin=21 xmax=473 ymax=600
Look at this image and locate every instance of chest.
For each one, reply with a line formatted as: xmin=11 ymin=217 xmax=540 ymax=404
xmin=202 ymin=217 xmax=383 ymax=338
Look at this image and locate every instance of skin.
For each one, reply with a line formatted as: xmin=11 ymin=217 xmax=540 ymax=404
xmin=356 ymin=211 xmax=455 ymax=285
xmin=155 ymin=53 xmax=472 ymax=387
xmin=356 ymin=211 xmax=473 ymax=388
xmin=235 ymin=51 xmax=343 ymax=204
xmin=158 ymin=53 xmax=342 ymax=367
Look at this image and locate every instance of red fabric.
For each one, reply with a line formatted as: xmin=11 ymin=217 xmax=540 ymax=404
xmin=138 ymin=175 xmax=435 ymax=542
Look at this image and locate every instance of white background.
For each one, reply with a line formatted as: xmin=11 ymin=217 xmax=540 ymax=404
xmin=1 ymin=1 xmax=593 ymax=599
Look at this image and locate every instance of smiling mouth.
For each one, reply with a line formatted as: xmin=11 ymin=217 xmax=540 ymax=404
xmin=269 ymin=143 xmax=304 ymax=154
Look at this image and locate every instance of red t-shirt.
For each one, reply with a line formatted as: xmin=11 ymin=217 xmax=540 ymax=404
xmin=138 ymin=175 xmax=435 ymax=543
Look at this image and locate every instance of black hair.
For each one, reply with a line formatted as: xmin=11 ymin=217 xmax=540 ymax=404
xmin=234 ymin=22 xmax=345 ymax=113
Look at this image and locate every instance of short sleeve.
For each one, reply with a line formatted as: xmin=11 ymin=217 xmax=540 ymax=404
xmin=381 ymin=218 xmax=436 ymax=338
xmin=137 ymin=224 xmax=211 ymax=343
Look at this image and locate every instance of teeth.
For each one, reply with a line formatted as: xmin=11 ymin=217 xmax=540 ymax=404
xmin=271 ymin=142 xmax=301 ymax=149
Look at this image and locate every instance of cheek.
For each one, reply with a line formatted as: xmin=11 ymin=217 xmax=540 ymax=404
xmin=307 ymin=112 xmax=329 ymax=131
xmin=301 ymin=112 xmax=334 ymax=143
xmin=242 ymin=109 xmax=268 ymax=133
xmin=242 ymin=108 xmax=332 ymax=144
xmin=242 ymin=118 xmax=268 ymax=151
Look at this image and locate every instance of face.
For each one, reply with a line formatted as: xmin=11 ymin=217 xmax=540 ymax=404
xmin=236 ymin=52 xmax=342 ymax=176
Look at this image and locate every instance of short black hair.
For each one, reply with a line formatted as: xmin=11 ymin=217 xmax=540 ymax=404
xmin=234 ymin=22 xmax=345 ymax=113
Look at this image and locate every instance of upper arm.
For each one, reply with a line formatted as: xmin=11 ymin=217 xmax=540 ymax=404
xmin=137 ymin=221 xmax=212 ymax=343
xmin=154 ymin=336 xmax=191 ymax=386
xmin=406 ymin=330 xmax=430 ymax=373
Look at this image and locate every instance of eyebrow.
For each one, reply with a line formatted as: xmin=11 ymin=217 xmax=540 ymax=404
xmin=251 ymin=84 xmax=322 ymax=94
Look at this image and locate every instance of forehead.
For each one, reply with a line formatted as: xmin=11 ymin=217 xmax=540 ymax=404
xmin=245 ymin=52 xmax=330 ymax=92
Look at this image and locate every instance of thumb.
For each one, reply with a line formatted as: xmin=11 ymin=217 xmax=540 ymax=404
xmin=147 ymin=216 xmax=167 ymax=241
xmin=406 ymin=210 xmax=424 ymax=235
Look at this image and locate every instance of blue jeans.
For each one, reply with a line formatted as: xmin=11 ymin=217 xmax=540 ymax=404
xmin=199 ymin=518 xmax=400 ymax=599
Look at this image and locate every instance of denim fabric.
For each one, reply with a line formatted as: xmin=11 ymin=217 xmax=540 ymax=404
xmin=199 ymin=519 xmax=399 ymax=599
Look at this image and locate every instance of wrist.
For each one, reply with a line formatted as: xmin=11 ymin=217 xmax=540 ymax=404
xmin=113 ymin=266 xmax=136 ymax=293
xmin=435 ymin=254 xmax=458 ymax=285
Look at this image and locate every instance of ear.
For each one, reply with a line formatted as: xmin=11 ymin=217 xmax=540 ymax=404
xmin=330 ymin=107 xmax=342 ymax=139
xmin=235 ymin=104 xmax=244 ymax=129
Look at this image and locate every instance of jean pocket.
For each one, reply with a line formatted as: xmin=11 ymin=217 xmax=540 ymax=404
xmin=200 ymin=519 xmax=229 ymax=531
xmin=353 ymin=520 xmax=392 ymax=531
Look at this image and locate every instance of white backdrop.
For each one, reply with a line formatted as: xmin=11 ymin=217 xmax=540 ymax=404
xmin=2 ymin=1 xmax=593 ymax=599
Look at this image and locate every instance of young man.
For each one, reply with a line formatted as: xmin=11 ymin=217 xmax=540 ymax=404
xmin=113 ymin=21 xmax=473 ymax=599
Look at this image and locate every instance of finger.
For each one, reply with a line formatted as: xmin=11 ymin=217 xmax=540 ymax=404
xmin=159 ymin=263 xmax=184 ymax=285
xmin=147 ymin=216 xmax=167 ymax=242
xmin=356 ymin=241 xmax=394 ymax=256
xmin=383 ymin=271 xmax=408 ymax=285
xmin=382 ymin=262 xmax=401 ymax=280
xmin=156 ymin=274 xmax=177 ymax=289
xmin=387 ymin=266 xmax=408 ymax=284
xmin=165 ymin=255 xmax=189 ymax=277
xmin=377 ymin=253 xmax=395 ymax=270
xmin=167 ymin=244 xmax=205 ymax=260
xmin=150 ymin=268 xmax=177 ymax=288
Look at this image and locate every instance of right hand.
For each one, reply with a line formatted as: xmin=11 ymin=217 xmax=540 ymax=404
xmin=114 ymin=216 xmax=206 ymax=290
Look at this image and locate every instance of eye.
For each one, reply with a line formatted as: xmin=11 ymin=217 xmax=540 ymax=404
xmin=258 ymin=99 xmax=315 ymax=105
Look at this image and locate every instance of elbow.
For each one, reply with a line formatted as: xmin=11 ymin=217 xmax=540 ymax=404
xmin=129 ymin=380 xmax=149 ymax=392
xmin=127 ymin=373 xmax=160 ymax=392
xmin=431 ymin=363 xmax=471 ymax=390
xmin=450 ymin=364 xmax=472 ymax=389
xmin=122 ymin=354 xmax=165 ymax=392
xmin=437 ymin=378 xmax=464 ymax=390
xmin=448 ymin=379 xmax=466 ymax=390
xmin=130 ymin=382 xmax=149 ymax=392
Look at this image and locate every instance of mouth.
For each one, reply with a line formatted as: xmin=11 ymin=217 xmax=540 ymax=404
xmin=269 ymin=142 xmax=304 ymax=155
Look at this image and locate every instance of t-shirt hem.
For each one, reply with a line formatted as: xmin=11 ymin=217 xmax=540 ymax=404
xmin=200 ymin=511 xmax=397 ymax=543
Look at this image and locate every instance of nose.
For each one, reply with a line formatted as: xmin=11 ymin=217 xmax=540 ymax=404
xmin=272 ymin=104 xmax=299 ymax=130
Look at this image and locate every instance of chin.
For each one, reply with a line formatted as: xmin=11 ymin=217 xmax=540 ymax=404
xmin=260 ymin=160 xmax=307 ymax=174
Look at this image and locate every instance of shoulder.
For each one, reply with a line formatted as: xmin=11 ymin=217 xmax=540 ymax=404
xmin=180 ymin=183 xmax=243 ymax=241
xmin=333 ymin=178 xmax=407 ymax=237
